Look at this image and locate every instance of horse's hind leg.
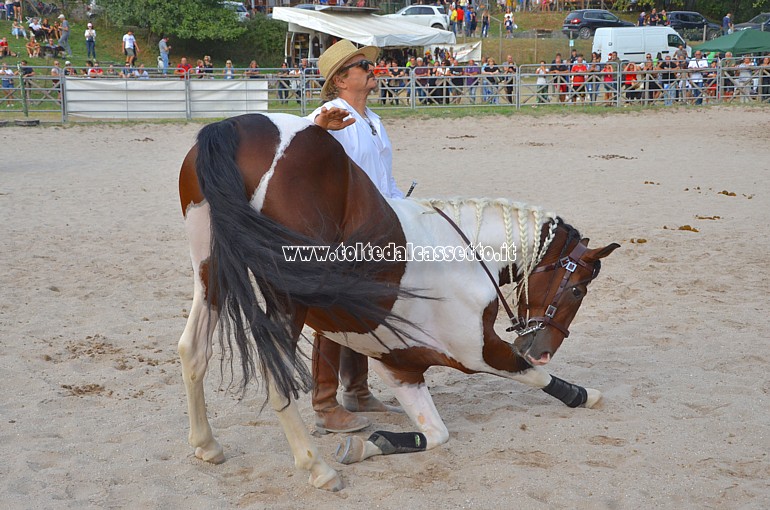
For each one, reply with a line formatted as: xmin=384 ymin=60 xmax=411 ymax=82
xmin=178 ymin=203 xmax=224 ymax=464
xmin=267 ymin=375 xmax=343 ymax=491
xmin=335 ymin=359 xmax=449 ymax=465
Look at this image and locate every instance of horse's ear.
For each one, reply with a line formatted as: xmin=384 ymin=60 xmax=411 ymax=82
xmin=585 ymin=242 xmax=620 ymax=262
xmin=580 ymin=238 xmax=590 ymax=246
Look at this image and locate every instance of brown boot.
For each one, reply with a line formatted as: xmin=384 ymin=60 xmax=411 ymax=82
xmin=312 ymin=333 xmax=370 ymax=434
xmin=339 ymin=346 xmax=402 ymax=413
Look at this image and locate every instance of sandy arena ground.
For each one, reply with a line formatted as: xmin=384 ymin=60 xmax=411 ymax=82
xmin=1 ymin=107 xmax=769 ymax=509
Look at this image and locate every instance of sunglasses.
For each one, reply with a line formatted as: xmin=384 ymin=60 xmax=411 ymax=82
xmin=339 ymin=59 xmax=373 ymax=73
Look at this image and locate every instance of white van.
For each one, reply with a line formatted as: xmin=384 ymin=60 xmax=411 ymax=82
xmin=592 ymin=27 xmax=690 ymax=62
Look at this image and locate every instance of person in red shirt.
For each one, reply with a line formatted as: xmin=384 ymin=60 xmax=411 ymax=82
xmin=372 ymin=58 xmax=389 ymax=105
xmin=176 ymin=57 xmax=192 ymax=79
xmin=571 ymin=54 xmax=588 ymax=103
xmin=0 ymin=37 xmax=10 ymax=57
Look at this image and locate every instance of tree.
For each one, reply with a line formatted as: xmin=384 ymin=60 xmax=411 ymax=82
xmin=100 ymin=0 xmax=247 ymax=41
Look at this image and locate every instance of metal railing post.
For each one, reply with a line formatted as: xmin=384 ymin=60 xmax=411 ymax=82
xmin=185 ymin=72 xmax=192 ymax=121
xmin=409 ymin=70 xmax=416 ymax=110
xmin=61 ymin=72 xmax=67 ymax=123
xmin=515 ymin=68 xmax=521 ymax=109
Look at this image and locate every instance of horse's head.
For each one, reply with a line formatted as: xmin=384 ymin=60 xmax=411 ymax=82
xmin=511 ymin=226 xmax=619 ymax=367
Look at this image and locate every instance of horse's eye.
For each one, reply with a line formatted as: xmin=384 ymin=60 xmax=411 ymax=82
xmin=572 ymin=287 xmax=584 ymax=299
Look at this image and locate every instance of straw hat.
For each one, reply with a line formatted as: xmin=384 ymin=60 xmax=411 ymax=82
xmin=318 ymin=39 xmax=379 ymax=100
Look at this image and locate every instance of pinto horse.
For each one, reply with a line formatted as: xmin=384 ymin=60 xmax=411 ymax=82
xmin=177 ymin=113 xmax=619 ymax=491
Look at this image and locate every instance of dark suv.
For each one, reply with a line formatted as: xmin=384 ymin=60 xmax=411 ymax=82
xmin=667 ymin=11 xmax=721 ymax=40
xmin=562 ymin=9 xmax=634 ymax=39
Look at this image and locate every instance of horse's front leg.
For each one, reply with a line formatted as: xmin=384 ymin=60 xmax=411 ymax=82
xmin=508 ymin=364 xmax=602 ymax=409
xmin=267 ymin=376 xmax=342 ymax=491
xmin=335 ymin=359 xmax=448 ymax=465
xmin=177 ymin=264 xmax=224 ymax=464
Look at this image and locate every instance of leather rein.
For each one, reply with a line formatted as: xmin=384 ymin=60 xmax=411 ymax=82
xmin=432 ymin=206 xmax=597 ymax=339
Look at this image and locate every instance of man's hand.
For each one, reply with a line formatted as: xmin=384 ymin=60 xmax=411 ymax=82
xmin=314 ymin=106 xmax=356 ymax=131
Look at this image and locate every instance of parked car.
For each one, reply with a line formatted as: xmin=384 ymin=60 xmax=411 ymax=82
xmin=382 ymin=5 xmax=450 ymax=31
xmin=666 ymin=11 xmax=721 ymax=40
xmin=734 ymin=13 xmax=770 ymax=32
xmin=562 ymin=9 xmax=635 ymax=40
xmin=223 ymin=1 xmax=250 ymax=22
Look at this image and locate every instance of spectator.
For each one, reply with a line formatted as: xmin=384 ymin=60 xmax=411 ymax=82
xmin=40 ymin=18 xmax=53 ymax=39
xmin=736 ymin=56 xmax=754 ymax=102
xmin=602 ymin=60 xmax=616 ymax=103
xmin=465 ymin=58 xmax=481 ymax=104
xmin=637 ymin=11 xmax=646 ymax=27
xmin=659 ymin=9 xmax=668 ymax=25
xmin=11 ymin=20 xmax=27 ymax=40
xmin=194 ymin=59 xmax=205 ymax=78
xmin=550 ymin=53 xmax=569 ymax=103
xmin=659 ymin=55 xmax=677 ymax=105
xmin=586 ymin=54 xmax=602 ymax=103
xmin=642 ymin=54 xmax=662 ymax=103
xmin=133 ymin=63 xmax=149 ymax=79
xmin=176 ymin=57 xmax=192 ymax=79
xmin=57 ymin=14 xmax=71 ymax=58
xmin=223 ymin=59 xmax=235 ymax=79
xmin=0 ymin=37 xmax=10 ymax=57
xmin=481 ymin=10 xmax=490 ymax=38
xmin=63 ymin=60 xmax=74 ymax=76
xmin=122 ymin=29 xmax=139 ymax=66
xmin=449 ymin=5 xmax=457 ymax=35
xmin=120 ymin=61 xmax=133 ymax=78
xmin=373 ymin=58 xmax=389 ymax=104
xmin=623 ymin=61 xmax=643 ymax=102
xmin=244 ymin=60 xmax=260 ymax=79
xmin=12 ymin=0 xmax=21 ymax=22
xmin=535 ymin=60 xmax=549 ymax=104
xmin=388 ymin=58 xmax=406 ymax=105
xmin=502 ymin=54 xmax=517 ymax=104
xmin=571 ymin=54 xmax=588 ymax=103
xmin=28 ymin=18 xmax=45 ymax=39
xmin=26 ymin=36 xmax=41 ymax=58
xmin=158 ymin=35 xmax=171 ymax=75
xmin=105 ymin=64 xmax=118 ymax=78
xmin=40 ymin=37 xmax=62 ymax=58
xmin=481 ymin=56 xmax=500 ymax=104
xmin=504 ymin=12 xmax=514 ymax=39
xmin=760 ymin=56 xmax=770 ymax=103
xmin=276 ymin=61 xmax=291 ymax=104
xmin=4 ymin=0 xmax=12 ymax=23
xmin=19 ymin=60 xmax=34 ymax=101
xmin=649 ymin=8 xmax=659 ymax=26
xmin=413 ymin=57 xmax=430 ymax=104
xmin=50 ymin=59 xmax=61 ymax=99
xmin=203 ymin=55 xmax=214 ymax=78
xmin=1 ymin=62 xmax=15 ymax=107
xmin=687 ymin=50 xmax=709 ymax=105
xmin=722 ymin=13 xmax=733 ymax=36
xmin=84 ymin=23 xmax=97 ymax=60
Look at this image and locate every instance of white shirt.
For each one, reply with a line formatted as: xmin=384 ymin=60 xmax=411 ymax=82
xmin=122 ymin=33 xmax=136 ymax=49
xmin=307 ymin=97 xmax=403 ymax=199
xmin=687 ymin=58 xmax=709 ymax=82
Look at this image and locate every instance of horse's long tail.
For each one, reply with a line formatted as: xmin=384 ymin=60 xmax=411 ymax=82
xmin=195 ymin=117 xmax=416 ymax=401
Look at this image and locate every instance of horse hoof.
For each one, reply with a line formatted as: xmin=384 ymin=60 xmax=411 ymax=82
xmin=335 ymin=436 xmax=366 ymax=465
xmin=584 ymin=388 xmax=602 ymax=409
xmin=195 ymin=442 xmax=225 ymax=464
xmin=310 ymin=470 xmax=344 ymax=492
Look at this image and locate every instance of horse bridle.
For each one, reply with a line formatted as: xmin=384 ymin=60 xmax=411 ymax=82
xmin=432 ymin=207 xmax=599 ymax=339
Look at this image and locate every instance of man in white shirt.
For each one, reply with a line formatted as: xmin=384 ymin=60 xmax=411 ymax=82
xmin=122 ymin=29 xmax=139 ymax=66
xmin=687 ymin=50 xmax=710 ymax=105
xmin=304 ymin=39 xmax=403 ymax=434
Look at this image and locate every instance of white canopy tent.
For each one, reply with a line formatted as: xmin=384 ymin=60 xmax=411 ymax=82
xmin=272 ymin=7 xmax=456 ymax=49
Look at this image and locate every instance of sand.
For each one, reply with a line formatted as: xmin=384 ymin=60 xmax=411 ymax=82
xmin=1 ymin=107 xmax=769 ymax=509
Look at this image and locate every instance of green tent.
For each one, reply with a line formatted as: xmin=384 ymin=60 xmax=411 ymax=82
xmin=694 ymin=29 xmax=770 ymax=55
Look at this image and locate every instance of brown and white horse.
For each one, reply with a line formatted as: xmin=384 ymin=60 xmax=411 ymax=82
xmin=177 ymin=113 xmax=619 ymax=491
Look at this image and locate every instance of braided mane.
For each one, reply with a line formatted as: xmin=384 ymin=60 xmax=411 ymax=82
xmin=417 ymin=198 xmax=559 ymax=316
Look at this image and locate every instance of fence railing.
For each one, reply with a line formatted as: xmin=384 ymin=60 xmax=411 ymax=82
xmin=2 ymin=62 xmax=769 ymax=122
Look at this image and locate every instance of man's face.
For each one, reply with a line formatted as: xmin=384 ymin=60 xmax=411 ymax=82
xmin=336 ymin=55 xmax=376 ymax=95
xmin=181 ymin=58 xmax=188 ymax=65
